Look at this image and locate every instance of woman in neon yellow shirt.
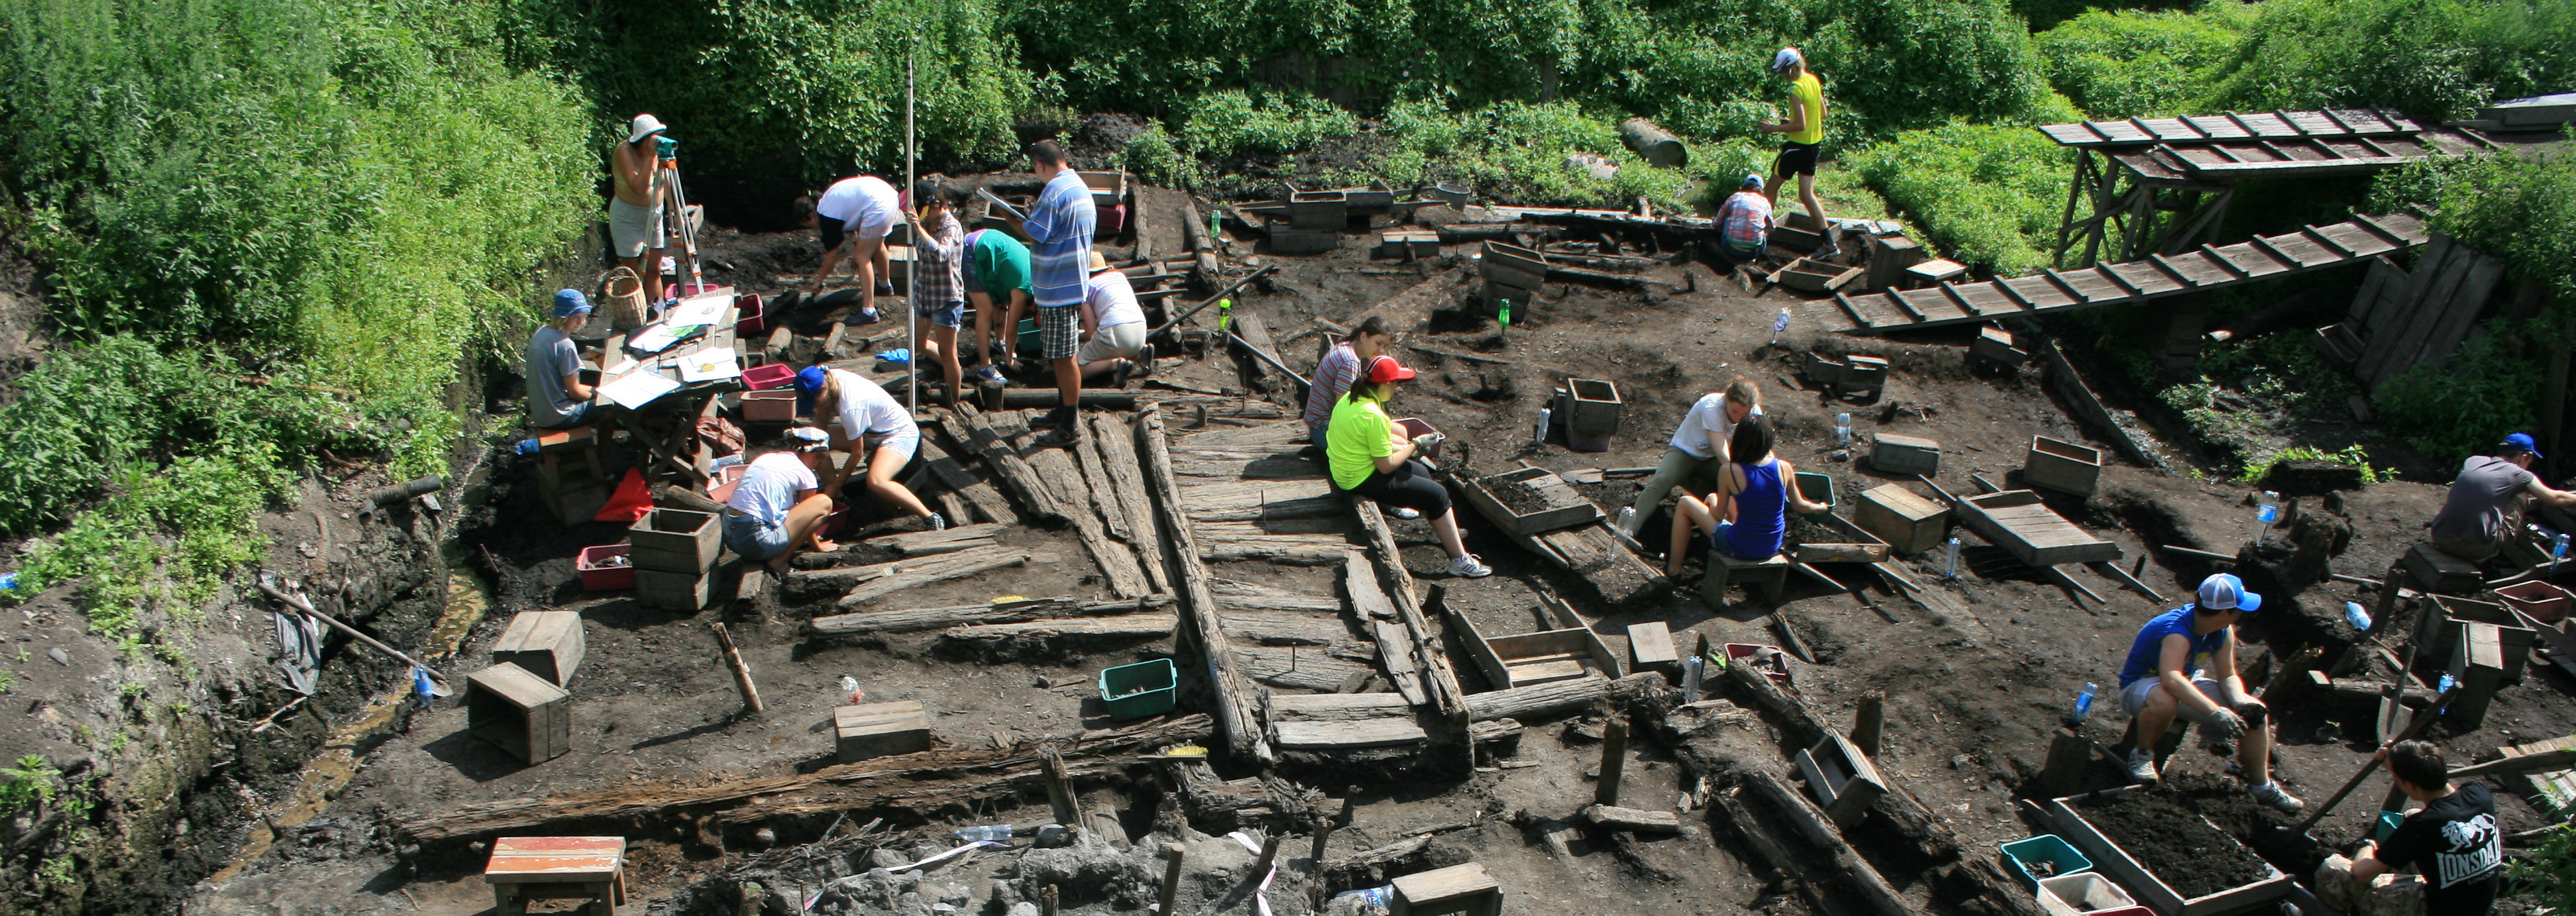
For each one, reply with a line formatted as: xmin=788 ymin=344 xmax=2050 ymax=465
xmin=1759 ymin=46 xmax=1834 ymax=259
xmin=1325 ymin=356 xmax=1492 ymax=578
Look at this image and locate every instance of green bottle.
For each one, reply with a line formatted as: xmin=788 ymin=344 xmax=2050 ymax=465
xmin=1218 ymin=298 xmax=1232 ymax=332
xmin=1498 ymin=300 xmax=1511 ymax=331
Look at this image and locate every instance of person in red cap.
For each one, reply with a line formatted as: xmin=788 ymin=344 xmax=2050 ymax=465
xmin=1325 ymin=356 xmax=1491 ymax=578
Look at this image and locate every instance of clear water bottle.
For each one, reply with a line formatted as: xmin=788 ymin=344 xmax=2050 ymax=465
xmin=1615 ymin=506 xmax=1637 ymax=536
xmin=1834 ymin=413 xmax=1852 ymax=446
xmin=1682 ymin=656 xmax=1704 ymax=703
xmin=1771 ymin=307 xmax=1792 ymax=342
xmin=1943 ymin=537 xmax=1962 ymax=580
xmin=1534 ymin=407 xmax=1551 ymax=446
xmin=412 ymin=666 xmax=437 ymax=708
xmin=711 ymin=453 xmax=744 ymax=470
xmin=2345 ymin=601 xmax=2373 ymax=633
xmin=839 ymin=676 xmax=865 ymax=705
xmin=2251 ymin=491 xmax=2281 ymax=543
xmin=954 ymin=824 xmax=1013 ymax=842
xmin=1334 ymin=886 xmax=1395 ymax=907
xmin=2072 ymin=682 xmax=2097 ymax=725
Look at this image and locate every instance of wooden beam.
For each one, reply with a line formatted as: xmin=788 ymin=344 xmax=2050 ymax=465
xmin=811 ymin=594 xmax=1174 ymax=636
xmin=1354 ymin=501 xmax=1470 ymax=729
xmin=1136 ymin=405 xmax=1272 ymax=763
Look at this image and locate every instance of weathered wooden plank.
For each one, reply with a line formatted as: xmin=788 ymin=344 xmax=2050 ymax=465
xmin=1235 ymin=644 xmax=1371 ymax=691
xmin=1274 ymin=718 xmax=1428 ymax=750
xmin=812 ymin=594 xmax=1174 ymax=635
xmin=2361 ymin=236 xmax=2475 ymax=385
xmin=1071 ymin=426 xmax=1133 ymax=542
xmin=1354 ymin=502 xmax=1469 ymax=726
xmin=1138 ymin=405 xmax=1271 ymax=762
xmin=2418 ymin=247 xmax=2509 ymax=372
xmin=1209 ymin=579 xmax=1343 ymax=614
xmin=1271 ymin=692 xmax=1413 ymax=721
xmin=835 ymin=547 xmax=1037 ymax=608
xmin=1088 ymin=413 xmax=1173 ymax=595
xmin=1220 ymin=609 xmax=1357 ymax=646
xmin=1346 ymin=552 xmax=1429 ymax=705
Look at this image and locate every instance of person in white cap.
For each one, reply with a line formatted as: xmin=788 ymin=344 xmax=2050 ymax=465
xmin=1713 ymin=174 xmax=1775 ymax=266
xmin=722 ymin=427 xmax=839 ymax=574
xmin=2116 ymin=573 xmax=2304 ymax=813
xmin=1075 ymin=251 xmax=1152 ymax=387
xmin=610 ymin=114 xmax=674 ymax=303
xmin=1756 ymin=48 xmax=1835 ymax=259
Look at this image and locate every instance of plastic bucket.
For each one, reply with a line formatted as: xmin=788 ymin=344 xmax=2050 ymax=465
xmin=576 ymin=544 xmax=635 ymax=591
xmin=1999 ymin=835 xmax=2092 ymax=891
xmin=2035 ymin=872 xmax=2131 ymax=915
xmin=1099 ymin=658 xmax=1177 ymax=721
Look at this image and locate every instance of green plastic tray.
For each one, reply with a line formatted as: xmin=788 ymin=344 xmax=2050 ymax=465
xmin=1099 ymin=658 xmax=1177 ymax=721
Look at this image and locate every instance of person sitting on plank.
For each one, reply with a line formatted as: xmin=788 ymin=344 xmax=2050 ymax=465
xmin=525 ymin=289 xmax=597 ymax=430
xmin=1302 ymin=316 xmax=1393 ymax=449
xmin=1624 ymin=376 xmax=1762 ymax=537
xmin=796 ymin=366 xmax=943 ymax=531
xmin=2115 ymin=573 xmax=2304 ymax=814
xmin=1325 ymin=356 xmax=1490 ymax=578
xmin=722 ymin=427 xmax=839 ymax=574
xmin=1662 ymin=415 xmax=1824 ymax=574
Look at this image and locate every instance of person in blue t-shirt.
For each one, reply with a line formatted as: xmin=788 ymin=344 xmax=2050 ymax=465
xmin=2116 ymin=573 xmax=2304 ymax=814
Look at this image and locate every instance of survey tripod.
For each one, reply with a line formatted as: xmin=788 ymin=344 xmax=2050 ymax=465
xmin=655 ymin=135 xmax=708 ymax=299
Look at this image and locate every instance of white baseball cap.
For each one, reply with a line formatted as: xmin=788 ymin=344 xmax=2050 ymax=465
xmin=627 ymin=113 xmax=669 ymax=144
xmin=2197 ymin=573 xmax=2263 ymax=612
xmin=1771 ymin=48 xmax=1803 ymax=73
xmin=786 ymin=427 xmax=832 ymax=451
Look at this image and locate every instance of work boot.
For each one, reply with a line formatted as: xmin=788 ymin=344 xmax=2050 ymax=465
xmin=1030 ymin=406 xmax=1076 ymax=431
xmin=1134 ymin=344 xmax=1156 ymax=376
xmin=1111 ymin=358 xmax=1134 ymax=389
xmin=1033 ymin=426 xmax=1079 ymax=450
xmin=2125 ymin=748 xmax=2160 ymax=784
xmin=2249 ymin=782 xmax=2304 ymax=815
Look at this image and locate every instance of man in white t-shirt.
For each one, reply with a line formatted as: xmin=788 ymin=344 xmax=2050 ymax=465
xmin=723 ymin=427 xmax=838 ymax=573
xmin=1077 ymin=252 xmax=1154 ymax=387
xmin=1621 ymin=378 xmax=1763 ymax=536
xmin=796 ymin=366 xmax=943 ymax=529
xmin=797 ymin=176 xmax=901 ymax=325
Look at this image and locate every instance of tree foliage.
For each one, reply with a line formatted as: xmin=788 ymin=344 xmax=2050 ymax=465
xmin=2209 ymin=0 xmax=2576 ymax=119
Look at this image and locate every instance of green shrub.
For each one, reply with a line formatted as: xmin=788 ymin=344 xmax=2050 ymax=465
xmin=1849 ymin=123 xmax=2068 ymax=272
xmin=2373 ymin=323 xmax=2543 ymax=466
xmin=2210 ymin=0 xmax=2576 ymax=119
xmin=2236 ymin=444 xmax=2396 ymax=484
xmin=2035 ymin=7 xmax=2244 ymax=118
xmin=2516 ymin=822 xmax=2576 ymax=911
xmin=1120 ymin=125 xmax=1201 ymax=189
xmin=1182 ymin=91 xmax=1359 ymax=160
xmin=1801 ymin=0 xmax=2052 ymax=136
xmin=2375 ymin=146 xmax=2576 ymax=309
xmin=2013 ymin=0 xmax=2202 ymax=32
xmin=0 ymin=755 xmax=60 ymax=820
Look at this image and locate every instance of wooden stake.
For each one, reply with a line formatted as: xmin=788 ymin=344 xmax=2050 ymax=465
xmin=1851 ymin=692 xmax=1885 ymax=758
xmin=1306 ymin=803 xmax=1340 ymax=909
xmin=1157 ymin=843 xmax=1186 ymax=916
xmin=1253 ymin=832 xmax=1283 ymax=877
xmin=1041 ymin=885 xmax=1058 ymax=916
xmin=1596 ymin=716 xmax=1628 ymax=807
xmin=712 ymin=623 xmax=763 ymax=715
xmin=1041 ymin=743 xmax=1083 ymax=829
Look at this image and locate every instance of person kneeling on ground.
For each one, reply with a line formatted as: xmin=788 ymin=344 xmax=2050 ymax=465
xmin=1327 ymin=356 xmax=1489 ymax=578
xmin=796 ymin=366 xmax=944 ymax=531
xmin=2428 ymin=432 xmax=2576 ymax=562
xmin=525 ymin=289 xmax=598 ymax=430
xmin=1625 ymin=376 xmax=1762 ymax=538
xmin=1075 ymin=252 xmax=1152 ymax=387
xmin=723 ymin=427 xmax=839 ymax=574
xmin=908 ymin=180 xmax=969 ymax=405
xmin=2335 ymin=740 xmax=2501 ymax=915
xmin=1713 ymin=175 xmax=1774 ymax=266
xmin=2116 ymin=573 xmax=2304 ymax=813
xmin=1662 ymin=415 xmax=1824 ymax=576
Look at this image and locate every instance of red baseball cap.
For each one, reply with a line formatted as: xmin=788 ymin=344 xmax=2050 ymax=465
xmin=1364 ymin=355 xmax=1416 ymax=383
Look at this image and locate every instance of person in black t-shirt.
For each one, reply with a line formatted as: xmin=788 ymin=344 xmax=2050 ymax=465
xmin=2352 ymin=740 xmax=2501 ymax=914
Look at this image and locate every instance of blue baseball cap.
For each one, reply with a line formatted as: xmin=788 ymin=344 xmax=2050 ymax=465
xmin=1743 ymin=174 xmax=1764 ymax=190
xmin=2198 ymin=573 xmax=2261 ymax=613
xmin=553 ymin=289 xmax=591 ymax=318
xmin=2502 ymin=432 xmax=2544 ymax=459
xmin=796 ymin=366 xmax=829 ymax=415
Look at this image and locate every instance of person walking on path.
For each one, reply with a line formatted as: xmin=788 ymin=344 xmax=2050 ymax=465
xmin=1076 ymin=252 xmax=1152 ymax=386
xmin=2428 ymin=432 xmax=2576 ymax=562
xmin=722 ymin=427 xmax=840 ymax=574
xmin=2114 ymin=573 xmax=2304 ymax=814
xmin=908 ymin=180 xmax=969 ymax=405
xmin=609 ymin=115 xmax=673 ymax=303
xmin=2337 ymin=740 xmax=2502 ymax=915
xmin=963 ymin=227 xmax=1034 ymax=385
xmin=798 ymin=175 xmax=902 ymax=325
xmin=996 ymin=140 xmax=1095 ymax=448
xmin=796 ymin=366 xmax=943 ymax=530
xmin=1326 ymin=356 xmax=1491 ymax=578
xmin=525 ymin=289 xmax=597 ymax=430
xmin=1662 ymin=415 xmax=1825 ymax=575
xmin=1713 ymin=175 xmax=1776 ymax=266
xmin=1623 ymin=378 xmax=1762 ymax=537
xmin=1757 ymin=48 xmax=1834 ymax=259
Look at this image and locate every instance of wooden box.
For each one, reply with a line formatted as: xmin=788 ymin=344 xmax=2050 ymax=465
xmin=1866 ymin=234 xmax=1927 ymax=291
xmin=1796 ymin=731 xmax=1888 ymax=828
xmin=2402 ymin=542 xmax=2483 ymax=594
xmin=1868 ymin=433 xmax=1942 ymax=476
xmin=491 ymin=611 xmax=586 ymax=686
xmin=2048 ymin=789 xmax=2290 ymax=916
xmin=467 ymin=662 xmax=572 ymax=764
xmin=1959 ymin=490 xmax=2121 ymax=566
xmin=634 ymin=566 xmax=711 ymax=611
xmin=2415 ymin=594 xmax=2534 ymax=684
xmin=1558 ymin=378 xmax=1623 ymax=436
xmin=1267 ymin=227 xmax=1340 ymax=255
xmin=2023 ymin=436 xmax=2103 ymax=497
xmin=1377 ymin=230 xmax=1439 ymax=260
xmin=484 ymin=837 xmax=627 ymax=916
xmin=1704 ymin=552 xmax=1792 ymax=607
xmin=1856 ymin=484 xmax=1948 ymax=556
xmin=1479 ymin=240 xmax=1549 ymax=291
xmin=1775 ymin=258 xmax=1864 ymax=292
xmin=1079 ymin=170 xmax=1128 ymax=211
xmin=1448 ymin=603 xmax=1620 ymax=689
xmin=1971 ymin=326 xmax=2025 ymax=366
xmin=629 ymin=508 xmax=720 ymax=573
xmin=2446 ymin=621 xmax=2507 ymax=729
xmin=1390 ymin=862 xmax=1501 ymax=916
xmin=1626 ymin=621 xmax=1678 ymax=672
xmin=1286 ymin=190 xmax=1347 ymax=230
xmin=1458 ymin=468 xmax=1604 ymax=537
xmin=1769 ymin=225 xmax=1824 ymax=254
xmin=834 ymin=700 xmax=932 ymax=762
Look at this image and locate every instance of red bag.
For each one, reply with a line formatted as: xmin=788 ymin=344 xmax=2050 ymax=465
xmin=594 ymin=468 xmax=654 ymax=523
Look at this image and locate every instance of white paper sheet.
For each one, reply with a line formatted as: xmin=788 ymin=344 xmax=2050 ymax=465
xmin=667 ymin=293 xmax=730 ymax=327
xmin=598 ymin=371 xmax=682 ymax=409
xmin=676 ymin=347 xmax=741 ymax=383
xmin=627 ymin=322 xmax=704 ymax=354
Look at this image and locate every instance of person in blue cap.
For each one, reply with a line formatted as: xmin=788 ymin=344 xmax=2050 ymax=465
xmin=796 ymin=366 xmax=944 ymax=530
xmin=2116 ymin=572 xmax=2304 ymax=813
xmin=525 ymin=289 xmax=597 ymax=429
xmin=2429 ymin=432 xmax=2576 ymax=563
xmin=1713 ymin=174 xmax=1774 ymax=266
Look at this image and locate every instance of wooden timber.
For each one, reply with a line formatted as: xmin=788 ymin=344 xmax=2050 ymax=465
xmin=1347 ymin=552 xmax=1430 ymax=705
xmin=1088 ymin=413 xmax=1174 ymax=593
xmin=1136 ymin=405 xmax=1271 ymax=763
xmin=1354 ymin=501 xmax=1470 ymax=729
xmin=810 ymin=594 xmax=1175 ymax=636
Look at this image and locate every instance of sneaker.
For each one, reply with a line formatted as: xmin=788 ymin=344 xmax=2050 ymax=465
xmin=2125 ymin=748 xmax=2160 ymax=784
xmin=927 ymin=511 xmax=947 ymax=531
xmin=1033 ymin=427 xmax=1080 ymax=450
xmin=1391 ymin=507 xmax=1422 ymax=520
xmin=1811 ymin=242 xmax=1841 ymax=261
xmin=846 ymin=308 xmax=883 ymax=326
xmin=1449 ymin=554 xmax=1493 ymax=578
xmin=1134 ymin=344 xmax=1155 ymax=376
xmin=989 ymin=339 xmax=1011 ymax=362
xmin=875 ymin=281 xmax=896 ymax=297
xmin=1111 ymin=358 xmax=1134 ymax=389
xmin=2249 ymin=782 xmax=2304 ymax=815
xmin=975 ymin=365 xmax=1008 ymax=385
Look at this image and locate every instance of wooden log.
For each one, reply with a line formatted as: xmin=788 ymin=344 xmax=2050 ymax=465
xmin=1346 ymin=553 xmax=1430 ymax=705
xmin=1137 ymin=404 xmax=1271 ymax=763
xmin=812 ymin=594 xmax=1174 ymax=636
xmin=915 ymin=439 xmax=1020 ymax=526
xmin=1740 ymin=770 xmax=1919 ymax=916
xmin=788 ymin=524 xmax=1006 ymax=569
xmin=1032 ymin=442 xmax=1151 ymax=598
xmin=1199 ymin=537 xmax=1350 ymax=566
xmin=1322 ymin=834 xmax=1432 ymax=873
xmin=712 ymin=623 xmax=763 ymax=715
xmin=944 ymin=407 xmax=1068 ymax=524
xmin=1088 ymin=413 xmax=1172 ymax=593
xmin=400 ymin=714 xmax=1215 ymax=841
xmin=835 ymin=548 xmax=1037 ymax=608
xmin=1707 ymin=789 xmax=1839 ymax=916
xmin=934 ymin=615 xmax=1178 ymax=647
xmin=1042 ymin=744 xmax=1086 ymax=829
xmin=1582 ymin=803 xmax=1680 ymax=834
xmin=1355 ymin=501 xmax=1470 ymax=729
xmin=1793 ymin=542 xmax=1892 ymax=564
xmin=1231 ymin=309 xmax=1280 ymax=391
xmin=1024 ymin=442 xmax=1097 ymax=521
xmin=1157 ymin=844 xmax=1186 ymax=916
xmin=2303 ymin=670 xmax=2438 ymax=704
xmin=1461 ymin=672 xmax=1662 ymax=722
xmin=1597 ymin=717 xmax=1629 ymax=806
xmin=1721 ymin=654 xmax=1829 ymax=746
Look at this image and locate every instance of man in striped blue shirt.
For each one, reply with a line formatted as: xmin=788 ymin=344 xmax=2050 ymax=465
xmin=999 ymin=139 xmax=1095 ymax=448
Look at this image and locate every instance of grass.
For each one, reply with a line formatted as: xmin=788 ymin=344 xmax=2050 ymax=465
xmin=1847 ymin=123 xmax=2070 ymax=274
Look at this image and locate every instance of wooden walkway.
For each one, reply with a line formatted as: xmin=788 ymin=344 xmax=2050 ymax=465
xmin=1823 ymin=212 xmax=2430 ymax=334
xmin=2038 ymin=109 xmax=2424 ymax=148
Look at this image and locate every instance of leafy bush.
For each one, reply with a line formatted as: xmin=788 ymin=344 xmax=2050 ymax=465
xmin=2013 ymin=0 xmax=2202 ymax=32
xmin=2516 ymin=823 xmax=2576 ymax=911
xmin=1365 ymin=99 xmax=1698 ymax=210
xmin=1182 ymin=91 xmax=1360 ymax=160
xmin=2035 ymin=7 xmax=2245 ymax=118
xmin=2375 ymin=146 xmax=2576 ymax=309
xmin=1120 ymin=125 xmax=1201 ymax=189
xmin=1801 ymin=0 xmax=2052 ymax=136
xmin=2210 ymin=0 xmax=2576 ymax=119
xmin=1849 ymin=123 xmax=2068 ymax=272
xmin=0 ymin=755 xmax=59 ymax=820
xmin=2237 ymin=444 xmax=2396 ymax=484
xmin=2373 ymin=323 xmax=2544 ymax=465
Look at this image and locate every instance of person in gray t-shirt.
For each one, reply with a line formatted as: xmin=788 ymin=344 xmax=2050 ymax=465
xmin=525 ymin=289 xmax=598 ymax=429
xmin=2430 ymin=433 xmax=2576 ymax=562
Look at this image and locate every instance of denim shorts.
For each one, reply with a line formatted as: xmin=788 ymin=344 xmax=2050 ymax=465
xmin=917 ymin=299 xmax=965 ymax=329
xmin=724 ymin=511 xmax=792 ymax=562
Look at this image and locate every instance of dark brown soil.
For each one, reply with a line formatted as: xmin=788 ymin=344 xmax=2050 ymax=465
xmin=2163 ymin=772 xmax=2329 ymax=879
xmin=2078 ymin=786 xmax=2275 ymax=899
xmin=1489 ymin=477 xmax=1554 ymax=515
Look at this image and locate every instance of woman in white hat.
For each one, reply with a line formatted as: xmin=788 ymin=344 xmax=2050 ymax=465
xmin=723 ymin=427 xmax=839 ymax=574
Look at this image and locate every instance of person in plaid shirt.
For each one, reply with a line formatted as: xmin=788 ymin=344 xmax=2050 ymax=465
xmin=907 ymin=180 xmax=967 ymax=405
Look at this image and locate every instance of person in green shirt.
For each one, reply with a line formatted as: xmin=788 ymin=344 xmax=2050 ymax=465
xmin=1326 ymin=356 xmax=1492 ymax=578
xmin=1758 ymin=46 xmax=1835 ymax=260
xmin=963 ymin=229 xmax=1033 ymax=385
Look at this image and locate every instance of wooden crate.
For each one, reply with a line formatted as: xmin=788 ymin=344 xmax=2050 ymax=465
xmin=1971 ymin=326 xmax=2025 ymax=366
xmin=1626 ymin=621 xmax=1678 ymax=672
xmin=468 ymin=662 xmax=572 ymax=764
xmin=1958 ymin=490 xmax=2122 ymax=567
xmin=1447 ymin=603 xmax=1620 ymax=689
xmin=1558 ymin=378 xmax=1623 ymax=437
xmin=1774 ymin=259 xmax=1864 ymax=292
xmin=2498 ymin=735 xmax=2576 ymax=819
xmin=1796 ymin=731 xmax=1888 ymax=827
xmin=834 ymin=701 xmax=932 ymax=762
xmin=1286 ymin=190 xmax=1346 ymax=230
xmin=2447 ymin=621 xmax=2508 ymax=729
xmin=1377 ymin=230 xmax=1439 ymax=260
xmin=1866 ymin=234 xmax=1927 ymax=291
xmin=2401 ymin=542 xmax=2483 ymax=594
xmin=635 ymin=566 xmax=711 ymax=611
xmin=2415 ymin=594 xmax=2534 ymax=684
xmin=1868 ymin=433 xmax=1941 ymax=476
xmin=629 ymin=508 xmax=720 ymax=573
xmin=1904 ymin=258 xmax=1968 ymax=286
xmin=2023 ymin=436 xmax=2103 ymax=497
xmin=1480 ymin=240 xmax=1548 ymax=291
xmin=491 ymin=611 xmax=586 ymax=686
xmin=1856 ymin=483 xmax=1949 ymax=556
xmin=2048 ymin=788 xmax=2290 ymax=916
xmin=1078 ymin=170 xmax=1128 ymax=210
xmin=1458 ymin=468 xmax=1604 ymax=537
xmin=1391 ymin=862 xmax=1501 ymax=916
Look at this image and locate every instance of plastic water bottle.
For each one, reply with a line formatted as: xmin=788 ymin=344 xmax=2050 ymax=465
xmin=1217 ymin=298 xmax=1232 ymax=333
xmin=1534 ymin=407 xmax=1551 ymax=446
xmin=1682 ymin=656 xmax=1704 ymax=703
xmin=839 ymin=676 xmax=865 ymax=705
xmin=2345 ymin=601 xmax=2373 ymax=633
xmin=711 ymin=453 xmax=744 ymax=470
xmin=2072 ymin=682 xmax=2097 ymax=725
xmin=0 ymin=573 xmax=18 ymax=593
xmin=954 ymin=825 xmax=1012 ymax=843
xmin=1615 ymin=506 xmax=1637 ymax=535
xmin=1833 ymin=413 xmax=1852 ymax=446
xmin=1334 ymin=886 xmax=1395 ymax=907
xmin=412 ymin=666 xmax=437 ymax=709
xmin=1498 ymin=301 xmax=1513 ymax=332
xmin=514 ymin=437 xmax=544 ymax=456
xmin=2250 ymin=498 xmax=2280 ymax=544
xmin=1943 ymin=537 xmax=1962 ymax=580
xmin=2554 ymin=533 xmax=2569 ymax=572
xmin=1771 ymin=307 xmax=1792 ymax=342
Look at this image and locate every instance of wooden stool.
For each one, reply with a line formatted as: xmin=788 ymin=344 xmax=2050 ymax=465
xmin=835 ymin=701 xmax=932 ymax=762
xmin=532 ymin=425 xmax=610 ymax=524
xmin=1390 ymin=862 xmax=1501 ymax=916
xmin=486 ymin=836 xmax=625 ymax=916
xmin=1703 ymin=552 xmax=1791 ymax=608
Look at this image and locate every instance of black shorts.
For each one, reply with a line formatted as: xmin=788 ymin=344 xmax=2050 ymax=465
xmin=1346 ymin=460 xmax=1451 ymax=517
xmin=1776 ymin=142 xmax=1819 ymax=177
xmin=819 ymin=219 xmax=847 ymax=253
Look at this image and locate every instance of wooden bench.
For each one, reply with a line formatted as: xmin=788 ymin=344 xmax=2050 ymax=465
xmin=1702 ymin=552 xmax=1790 ymax=608
xmin=486 ymin=835 xmax=625 ymax=916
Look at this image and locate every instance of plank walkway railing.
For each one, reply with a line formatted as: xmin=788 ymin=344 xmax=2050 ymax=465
xmin=1825 ymin=212 xmax=2429 ymax=334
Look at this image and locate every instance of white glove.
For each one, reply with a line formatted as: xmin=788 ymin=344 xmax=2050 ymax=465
xmin=2207 ymin=708 xmax=2248 ymax=740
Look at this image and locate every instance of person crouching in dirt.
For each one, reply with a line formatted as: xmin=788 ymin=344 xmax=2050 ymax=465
xmin=1076 ymin=252 xmax=1153 ymax=387
xmin=2427 ymin=432 xmax=2576 ymax=563
xmin=2324 ymin=740 xmax=2501 ymax=915
xmin=1713 ymin=174 xmax=1774 ymax=266
xmin=2116 ymin=573 xmax=2304 ymax=813
xmin=796 ymin=175 xmax=900 ymax=325
xmin=525 ymin=289 xmax=598 ymax=430
xmin=796 ymin=366 xmax=945 ymax=531
xmin=1326 ymin=355 xmax=1491 ymax=578
xmin=1661 ymin=415 xmax=1825 ymax=577
xmin=723 ymin=427 xmax=839 ymax=574
xmin=1624 ymin=376 xmax=1762 ymax=538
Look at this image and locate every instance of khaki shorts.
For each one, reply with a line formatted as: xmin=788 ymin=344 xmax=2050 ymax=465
xmin=1076 ymin=322 xmax=1146 ymax=363
xmin=609 ymin=197 xmax=665 ymax=258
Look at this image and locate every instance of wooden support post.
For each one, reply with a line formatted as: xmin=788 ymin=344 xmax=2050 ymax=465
xmin=1596 ymin=717 xmax=1628 ymax=807
xmin=1307 ymin=805 xmax=1338 ymax=909
xmin=1253 ymin=832 xmax=1283 ymax=878
xmin=1157 ymin=843 xmax=1186 ymax=916
xmin=1852 ymin=692 xmax=1885 ymax=758
xmin=1042 ymin=743 xmax=1083 ymax=829
xmin=712 ymin=623 xmax=763 ymax=715
xmin=1041 ymin=885 xmax=1057 ymax=916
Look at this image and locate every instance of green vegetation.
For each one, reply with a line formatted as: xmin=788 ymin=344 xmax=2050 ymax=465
xmin=1 ymin=754 xmax=61 ymax=819
xmin=2236 ymin=444 xmax=2396 ymax=484
xmin=2373 ymin=325 xmax=2546 ymax=466
xmin=1849 ymin=124 xmax=2067 ymax=273
xmin=2210 ymin=0 xmax=2576 ymax=119
xmin=2036 ymin=7 xmax=2245 ymax=118
xmin=2516 ymin=822 xmax=2576 ymax=910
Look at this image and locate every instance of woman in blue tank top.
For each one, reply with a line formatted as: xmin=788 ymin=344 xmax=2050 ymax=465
xmin=1662 ymin=415 xmax=1827 ymax=576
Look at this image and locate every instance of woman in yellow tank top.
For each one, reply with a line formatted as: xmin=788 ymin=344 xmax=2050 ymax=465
xmin=1759 ymin=47 xmax=1834 ymax=259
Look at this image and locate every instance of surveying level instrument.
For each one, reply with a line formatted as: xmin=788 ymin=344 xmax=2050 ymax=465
xmin=656 ymin=136 xmax=708 ymax=299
